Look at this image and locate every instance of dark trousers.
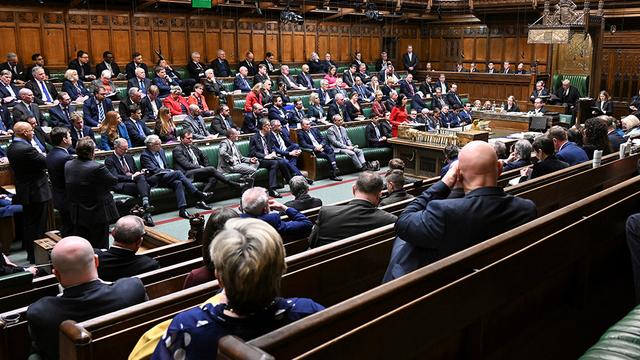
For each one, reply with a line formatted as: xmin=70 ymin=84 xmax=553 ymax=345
xmin=185 ymin=166 xmax=231 ymax=193
xmin=280 ymin=144 xmax=303 ymax=176
xmin=22 ymin=201 xmax=49 ymax=263
xmin=74 ymin=222 xmax=109 ymax=249
xmin=148 ymin=171 xmax=199 ymax=209
xmin=259 ymin=159 xmax=292 ymax=189
xmin=114 ymin=176 xmax=151 ymax=199
xmin=314 ymin=146 xmax=337 ymax=168
xmin=627 ymin=213 xmax=640 ymax=302
xmin=52 ymin=192 xmax=73 ymax=237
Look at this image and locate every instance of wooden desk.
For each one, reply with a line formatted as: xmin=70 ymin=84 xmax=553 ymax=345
xmin=472 ymin=110 xmax=536 ymax=132
xmin=387 ymin=137 xmax=446 ymax=179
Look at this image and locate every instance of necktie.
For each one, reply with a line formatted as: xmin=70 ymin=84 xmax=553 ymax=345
xmin=6 ymin=84 xmax=15 ymax=97
xmin=197 ymin=117 xmax=206 ymax=135
xmin=106 ymin=62 xmax=112 ymax=73
xmin=243 ymin=77 xmax=249 ymax=89
xmin=308 ymin=131 xmax=320 ymax=147
xmin=32 ymin=137 xmax=45 ymax=154
xmin=75 ymin=83 xmax=82 ymax=95
xmin=374 ymin=125 xmax=381 ymax=139
xmin=77 ymin=128 xmax=83 ymax=138
xmin=262 ymin=136 xmax=269 ymax=155
xmin=40 ymin=81 xmax=52 ymax=102
xmin=276 ymin=133 xmax=286 ymax=150
xmin=63 ymin=107 xmax=70 ymax=123
xmin=139 ymin=80 xmax=145 ymax=92
xmin=98 ymin=102 xmax=105 ymax=122
xmin=187 ymin=146 xmax=199 ymax=165
xmin=136 ymin=121 xmax=145 ymax=136
xmin=224 ymin=117 xmax=231 ymax=130
xmin=195 ymin=62 xmax=202 ymax=70
xmin=154 ymin=152 xmax=165 ymax=169
xmin=120 ymin=156 xmax=131 ymax=174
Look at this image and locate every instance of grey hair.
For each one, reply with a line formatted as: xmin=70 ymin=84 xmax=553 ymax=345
xmin=514 ymin=139 xmax=533 ymax=162
xmin=241 ymin=187 xmax=269 ymax=216
xmin=205 ymin=68 xmax=214 ymax=76
xmin=0 ymin=70 xmax=11 ymax=77
xmin=289 ymin=176 xmax=309 ymax=198
xmin=334 ymin=93 xmax=344 ymax=101
xmin=18 ymin=88 xmax=32 ymax=97
xmin=31 ymin=66 xmax=43 ymax=76
xmin=128 ymin=87 xmax=140 ymax=97
xmin=170 ymin=86 xmax=182 ymax=94
xmin=144 ymin=134 xmax=161 ymax=147
xmin=260 ymin=118 xmax=270 ymax=128
xmin=191 ymin=51 xmax=200 ymax=57
xmin=189 ymin=104 xmax=200 ymax=112
xmin=113 ymin=137 xmax=128 ymax=148
xmin=101 ymin=69 xmax=112 ymax=78
xmin=112 ymin=215 xmax=145 ymax=244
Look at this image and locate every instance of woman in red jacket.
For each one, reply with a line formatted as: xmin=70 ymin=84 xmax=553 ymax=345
xmin=389 ymin=93 xmax=409 ymax=137
xmin=162 ymin=86 xmax=190 ymax=116
xmin=244 ymin=83 xmax=263 ymax=113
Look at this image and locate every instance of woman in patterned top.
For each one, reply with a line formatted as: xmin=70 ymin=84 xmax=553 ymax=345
xmin=152 ymin=218 xmax=324 ymax=360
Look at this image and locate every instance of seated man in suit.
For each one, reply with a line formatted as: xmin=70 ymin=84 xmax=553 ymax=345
xmin=270 ymin=119 xmax=311 ymax=184
xmin=286 ymin=98 xmax=307 ymax=128
xmin=342 ymin=64 xmax=358 ymax=88
xmin=240 ymin=187 xmax=313 ymax=239
xmin=411 ymin=91 xmax=429 ymax=113
xmin=500 ymin=139 xmax=532 ymax=171
xmin=486 ymin=62 xmax=496 ymax=74
xmin=119 ymin=87 xmax=144 ymax=122
xmin=253 ymin=64 xmax=270 ymax=86
xmin=26 ymin=115 xmax=49 ymax=154
xmin=439 ymin=105 xmax=460 ymax=128
xmin=249 ymin=119 xmax=294 ymax=198
xmin=0 ymin=69 xmax=20 ymax=106
xmin=64 ymin=137 xmax=118 ymax=248
xmin=243 ymin=103 xmax=266 ymax=134
xmin=0 ymin=52 xmax=25 ymax=84
xmin=95 ymin=51 xmax=122 ymax=79
xmin=260 ymin=52 xmax=279 ymax=75
xmin=83 ymin=85 xmax=114 ymax=126
xmin=217 ymin=127 xmax=259 ymax=185
xmin=173 ymin=129 xmax=244 ymax=195
xmin=515 ymin=62 xmax=527 ymax=74
xmin=125 ymin=52 xmax=149 ymax=80
xmin=69 ymin=113 xmax=95 ymax=148
xmin=380 ymin=170 xmax=414 ymax=206
xmin=502 ymin=61 xmax=513 ymax=74
xmin=127 ymin=67 xmax=152 ymax=95
xmin=284 ymin=176 xmax=322 ymax=211
xmin=68 ymin=50 xmax=96 ymax=82
xmin=553 ymin=79 xmax=581 ymax=114
xmin=548 ymin=125 xmax=589 ymax=166
xmin=153 ymin=66 xmax=179 ymax=98
xmin=104 ymin=137 xmax=155 ymax=226
xmin=96 ymin=216 xmax=160 ymax=282
xmin=48 ymin=92 xmax=75 ymax=128
xmin=435 ymin=73 xmax=449 ymax=94
xmin=310 ymin=171 xmax=397 ymax=248
xmin=399 ymin=73 xmax=417 ymax=97
xmin=141 ymin=85 xmax=162 ymax=121
xmin=530 ymin=80 xmax=549 ymax=102
xmin=297 ymin=64 xmax=314 ymax=89
xmin=328 ymin=93 xmax=351 ymax=123
xmin=316 ymin=79 xmax=334 ymax=106
xmin=141 ymin=135 xmax=213 ymax=218
xmin=124 ymin=106 xmax=152 ymax=147
xmin=430 ymin=87 xmax=449 ymax=111
xmin=239 ymin=50 xmax=257 ymax=76
xmin=211 ymin=49 xmax=231 ymax=78
xmin=528 ymin=97 xmax=548 ymax=116
xmin=458 ymin=102 xmax=473 ymax=125
xmin=210 ymin=104 xmax=239 ymax=136
xmin=233 ymin=66 xmax=252 ymax=93
xmin=187 ymin=51 xmax=207 ymax=80
xmin=327 ymin=114 xmax=369 ymax=171
xmin=366 ymin=116 xmax=390 ymax=148
xmin=352 ymin=76 xmax=374 ymax=102
xmin=268 ymin=95 xmax=289 ymax=127
xmin=419 ymin=75 xmax=435 ymax=97
xmin=446 ymin=84 xmax=464 ymax=109
xmin=27 ymin=236 xmax=147 ymax=360
xmin=298 ymin=118 xmax=342 ymax=181
xmin=184 ymin=104 xmax=216 ymax=140
xmin=384 ymin=141 xmax=537 ymax=282
xmin=91 ymin=69 xmax=119 ymax=100
xmin=279 ymin=65 xmax=305 ymax=91
xmin=13 ymin=88 xmax=43 ymax=125
xmin=25 ymin=66 xmax=58 ymax=105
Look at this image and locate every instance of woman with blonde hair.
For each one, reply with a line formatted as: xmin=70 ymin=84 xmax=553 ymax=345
xmin=62 ymin=69 xmax=90 ymax=102
xmin=154 ymin=107 xmax=177 ymax=143
xmin=244 ymin=82 xmax=263 ymax=113
xmin=152 ymin=218 xmax=324 ymax=359
xmin=97 ymin=110 xmax=131 ymax=151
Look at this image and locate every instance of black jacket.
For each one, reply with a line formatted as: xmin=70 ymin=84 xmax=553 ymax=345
xmin=64 ymin=158 xmax=118 ymax=225
xmin=284 ymin=194 xmax=323 ymax=212
xmin=6 ymin=138 xmax=51 ymax=205
xmin=46 ymin=147 xmax=73 ymax=210
xmin=96 ymin=247 xmax=160 ymax=282
xmin=95 ymin=61 xmax=122 ymax=78
xmin=172 ymin=143 xmax=208 ymax=172
xmin=125 ymin=62 xmax=149 ymax=80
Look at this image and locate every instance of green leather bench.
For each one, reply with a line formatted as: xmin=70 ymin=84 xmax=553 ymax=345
xmin=302 ymin=124 xmax=393 ymax=180
xmin=553 ymin=74 xmax=589 ymax=97
xmin=581 ymin=304 xmax=640 ymax=359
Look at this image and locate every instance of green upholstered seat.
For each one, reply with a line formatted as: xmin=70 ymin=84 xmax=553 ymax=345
xmin=175 ymin=67 xmax=188 ymax=80
xmin=362 ymin=107 xmax=372 ymax=118
xmin=222 ymin=82 xmax=234 ymax=92
xmin=581 ymin=305 xmax=640 ymax=359
xmin=289 ymin=67 xmax=301 ymax=76
xmin=313 ymin=79 xmax=321 ymax=88
xmin=553 ymin=74 xmax=589 ymax=97
xmin=117 ymin=88 xmax=127 ymax=99
xmin=233 ymin=99 xmax=246 ymax=110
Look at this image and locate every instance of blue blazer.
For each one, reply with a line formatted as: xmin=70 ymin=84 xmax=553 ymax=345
xmin=242 ymin=112 xmax=259 ymax=134
xmin=384 ymin=181 xmax=537 ymax=282
xmin=316 ymin=88 xmax=333 ymax=106
xmin=0 ymin=103 xmax=12 ymax=131
xmin=83 ymin=96 xmax=114 ymax=127
xmin=241 ymin=207 xmax=312 ymax=239
xmin=556 ymin=141 xmax=589 ymax=166
xmin=140 ymin=148 xmax=169 ymax=175
xmin=99 ymin=123 xmax=131 ymax=151
xmin=269 ymin=127 xmax=297 ymax=156
xmin=233 ymin=75 xmax=251 ymax=92
xmin=0 ymin=82 xmax=20 ymax=106
xmin=124 ymin=119 xmax=152 ymax=147
xmin=439 ymin=112 xmax=460 ymax=128
xmin=62 ymin=80 xmax=90 ymax=101
xmin=48 ymin=105 xmax=76 ymax=128
xmin=297 ymin=128 xmax=328 ymax=150
xmin=268 ymin=106 xmax=288 ymax=126
xmin=152 ymin=76 xmax=177 ymax=98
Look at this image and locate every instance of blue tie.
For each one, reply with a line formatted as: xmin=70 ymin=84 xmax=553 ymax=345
xmin=98 ymin=102 xmax=105 ymax=122
xmin=40 ymin=81 xmax=52 ymax=103
xmin=155 ymin=152 xmax=165 ymax=169
xmin=139 ymin=80 xmax=145 ymax=92
xmin=136 ymin=121 xmax=145 ymax=136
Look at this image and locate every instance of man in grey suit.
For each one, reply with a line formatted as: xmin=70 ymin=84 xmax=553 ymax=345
xmin=217 ymin=127 xmax=259 ymax=185
xmin=326 ymin=114 xmax=369 ymax=171
xmin=309 ymin=171 xmax=397 ymax=248
xmin=183 ymin=104 xmax=217 ymax=140
xmin=13 ymin=88 xmax=43 ymax=125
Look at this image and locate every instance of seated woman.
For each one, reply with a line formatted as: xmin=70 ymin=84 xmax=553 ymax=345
xmin=92 ymin=70 xmax=119 ymax=100
xmin=345 ymin=92 xmax=362 ymax=120
xmin=187 ymin=83 xmax=213 ymax=117
xmin=62 ymin=69 xmax=90 ymax=103
xmin=97 ymin=110 xmax=131 ymax=151
xmin=594 ymin=90 xmax=613 ymax=116
xmin=261 ymin=80 xmax=274 ymax=108
xmin=582 ymin=117 xmax=612 ymax=159
xmin=622 ymin=115 xmax=640 ymax=139
xmin=275 ymin=81 xmax=291 ymax=105
xmin=284 ymin=176 xmax=323 ymax=211
xmin=162 ymin=86 xmax=190 ymax=116
xmin=154 ymin=107 xmax=178 ymax=144
xmin=307 ymin=92 xmax=326 ymax=123
xmin=244 ymin=83 xmax=263 ymax=113
xmin=505 ymin=95 xmax=520 ymax=112
xmin=372 ymin=90 xmax=386 ymax=118
xmin=324 ymin=65 xmax=339 ymax=89
xmin=152 ymin=218 xmax=324 ymax=359
xmin=182 ymin=208 xmax=240 ymax=289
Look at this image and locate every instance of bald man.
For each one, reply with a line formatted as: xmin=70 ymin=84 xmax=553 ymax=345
xmin=384 ymin=141 xmax=537 ymax=282
xmin=27 ymin=236 xmax=147 ymax=360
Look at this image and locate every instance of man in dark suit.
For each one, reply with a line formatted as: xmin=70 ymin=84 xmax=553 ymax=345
xmin=140 ymin=135 xmax=213 ymax=218
xmin=173 ymin=129 xmax=244 ymax=194
xmin=486 ymin=62 xmax=497 ymax=74
xmin=284 ymin=175 xmax=322 ymax=211
xmin=366 ymin=117 xmax=389 ymax=148
xmin=238 ymin=51 xmax=257 ymax=76
xmin=83 ymin=86 xmax=114 ymax=126
xmin=0 ymin=52 xmax=25 ymax=84
xmin=119 ymin=87 xmax=143 ymax=122
xmin=0 ymin=69 xmax=20 ymax=105
xmin=419 ymin=75 xmax=435 ymax=97
xmin=210 ymin=105 xmax=239 ymax=136
xmin=96 ymin=216 xmax=160 ymax=281
xmin=321 ymin=52 xmax=336 ymax=73
xmin=13 ymin=88 xmax=43 ymax=125
xmin=25 ymin=66 xmax=58 ymax=105
xmin=104 ymin=138 xmax=155 ymax=226
xmin=26 ymin=236 xmax=147 ymax=360
xmin=26 ymin=116 xmax=50 ymax=154
xmin=434 ymin=73 xmax=449 ymax=94
xmin=124 ymin=106 xmax=152 ymax=147
xmin=317 ymin=80 xmax=333 ymax=106
xmin=0 ymin=102 xmax=12 ymax=132
xmin=279 ymin=65 xmax=305 ymax=91
xmin=253 ymin=64 xmax=270 ymax=86
xmin=402 ymin=45 xmax=419 ymax=75
xmin=186 ymin=52 xmax=207 ymax=81
xmin=95 ymin=51 xmax=122 ymax=78
xmin=48 ymin=92 xmax=75 ymax=128
xmin=183 ymin=104 xmax=216 ymax=140
xmin=7 ymin=122 xmax=52 ymax=263
xmin=125 ymin=52 xmax=149 ymax=80
xmin=328 ymin=93 xmax=351 ymax=122
xmin=607 ymin=117 xmax=625 ymax=152
xmin=243 ymin=103 xmax=265 ymax=134
xmin=65 ymin=137 xmax=119 ymax=248
xmin=352 ymin=76 xmax=374 ymax=102
xmin=70 ymin=115 xmax=95 ymax=148
xmin=269 ymin=119 xmax=311 ymax=184
xmin=233 ymin=66 xmax=252 ymax=92
xmin=249 ymin=119 xmax=294 ymax=198
xmin=430 ymin=87 xmax=449 ymax=111
xmin=384 ymin=141 xmax=537 ymax=282
xmin=548 ymin=126 xmax=589 ymax=166
xmin=502 ymin=61 xmax=513 ymax=74
xmin=240 ymin=187 xmax=313 ymax=239
xmin=259 ymin=52 xmax=279 ymax=75
xmin=380 ymin=170 xmax=414 ymax=207
xmin=514 ymin=62 xmax=527 ymax=74
xmin=68 ymin=50 xmax=96 ymax=82
xmin=446 ymin=84 xmax=464 ymax=109
xmin=127 ymin=67 xmax=152 ymax=95
xmin=297 ymin=64 xmax=314 ymax=89
xmin=342 ymin=64 xmax=358 ymax=88
xmin=268 ymin=95 xmax=289 ymax=126
xmin=411 ymin=93 xmax=429 ymax=113
xmin=529 ymin=97 xmax=548 ymax=116
xmin=286 ymin=99 xmax=307 ymax=128
xmin=153 ymin=66 xmax=179 ymax=98
xmin=554 ymin=79 xmax=581 ymax=112
xmin=298 ymin=119 xmax=342 ymax=181
xmin=399 ymin=73 xmax=417 ymax=97
xmin=46 ymin=127 xmax=74 ymax=236
xmin=310 ymin=172 xmax=396 ymax=248
xmin=211 ymin=49 xmax=232 ymax=77
xmin=141 ymin=85 xmax=162 ymax=121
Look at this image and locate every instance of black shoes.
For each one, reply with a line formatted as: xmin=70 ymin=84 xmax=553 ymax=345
xmin=143 ymin=213 xmax=155 ymax=227
xmin=330 ymin=168 xmax=343 ymax=181
xmin=195 ymin=201 xmax=212 ymax=210
xmin=305 ymin=177 xmax=314 ymax=185
xmin=229 ymin=181 xmax=245 ymax=190
xmin=179 ymin=208 xmax=192 ymax=219
xmin=268 ymin=189 xmax=283 ymax=198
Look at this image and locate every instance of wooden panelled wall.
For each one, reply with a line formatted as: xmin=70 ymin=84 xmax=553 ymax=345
xmin=601 ymin=30 xmax=640 ymax=101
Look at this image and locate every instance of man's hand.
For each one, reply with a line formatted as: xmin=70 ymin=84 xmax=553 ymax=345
xmin=520 ymin=166 xmax=532 ymax=177
xmin=268 ymin=199 xmax=288 ymax=212
xmin=442 ymin=160 xmax=460 ymax=189
xmin=289 ymin=149 xmax=301 ymax=157
xmin=132 ymin=171 xmax=143 ymax=179
xmin=250 ymin=157 xmax=258 ymax=164
xmin=314 ymin=145 xmax=323 ymax=152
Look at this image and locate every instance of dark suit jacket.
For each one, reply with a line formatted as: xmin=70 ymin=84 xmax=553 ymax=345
xmin=308 ymin=60 xmax=324 ymax=74
xmin=594 ymin=101 xmax=614 ymax=116
xmin=26 ymin=278 xmax=146 ymax=360
xmin=310 ymin=199 xmax=397 ymax=248
xmin=153 ymin=76 xmax=177 ymax=97
xmin=328 ymin=102 xmax=351 ymax=122
xmin=238 ymin=59 xmax=257 ymax=76
xmin=13 ymin=101 xmax=42 ymax=125
xmin=365 ymin=122 xmax=387 ymax=147
xmin=0 ymin=61 xmax=25 ymax=82
xmin=25 ymin=79 xmax=58 ymax=105
xmin=342 ymin=70 xmax=357 ymax=87
xmin=172 ymin=143 xmax=208 ymax=172
xmin=249 ymin=132 xmax=276 ymax=159
xmin=385 ymin=181 xmax=537 ymax=281
xmin=379 ymin=190 xmax=414 ymax=207
xmin=70 ymin=125 xmax=95 ymax=148
xmin=104 ymin=152 xmax=139 ymax=186
xmin=316 ymin=88 xmax=333 ymax=106
xmin=46 ymin=147 xmax=73 ymax=210
xmin=268 ymin=106 xmax=288 ymax=126
xmin=431 ymin=95 xmax=449 ymax=110
xmin=284 ymin=194 xmax=322 ymax=212
xmin=0 ymin=81 xmax=20 ymax=105
xmin=554 ymin=85 xmax=581 ymax=105
xmin=48 ymin=104 xmax=76 ymax=128
xmin=62 ymin=80 xmax=90 ymax=101
xmin=64 ymin=158 xmax=118 ymax=225
xmin=242 ymin=112 xmax=259 ymax=134
xmin=399 ymin=80 xmax=416 ymax=97
xmin=402 ymin=53 xmax=419 ymax=72
xmin=210 ymin=114 xmax=238 ymax=136
xmin=233 ymin=75 xmax=251 ymax=92
xmin=125 ymin=62 xmax=149 ymax=80
xmin=287 ymin=108 xmax=307 ymax=127
xmin=187 ymin=61 xmax=208 ymax=80
xmin=435 ymin=80 xmax=449 ymax=93
xmin=296 ymin=72 xmax=314 ymax=89
xmin=446 ymin=91 xmax=463 ymax=108
xmin=269 ymin=127 xmax=296 ymax=156
xmin=253 ymin=72 xmax=270 ymax=86
xmin=241 ymin=207 xmax=313 ymax=239
xmin=96 ymin=247 xmax=160 ymax=282
xmin=529 ymin=155 xmax=569 ymax=179
xmin=140 ymin=149 xmax=170 ymax=175
xmin=82 ymin=96 xmax=114 ymax=126
xmin=211 ymin=59 xmax=232 ymax=77
xmin=68 ymin=59 xmax=93 ymax=81
xmin=140 ymin=95 xmax=162 ymax=121
xmin=124 ymin=118 xmax=152 ymax=147
xmin=6 ymin=138 xmax=51 ymax=205
xmin=127 ymin=77 xmax=152 ymax=93
xmin=419 ymin=82 xmax=435 ymax=97
xmin=0 ymin=103 xmax=12 ymax=130
xmin=95 ymin=61 xmax=122 ymax=78
xmin=411 ymin=94 xmax=429 ymax=113
xmin=297 ymin=128 xmax=328 ymax=150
